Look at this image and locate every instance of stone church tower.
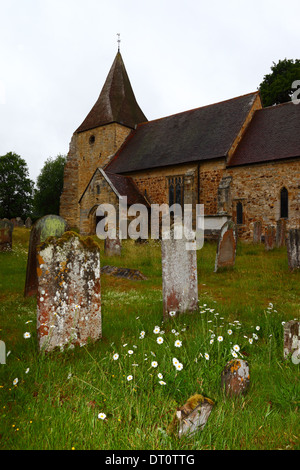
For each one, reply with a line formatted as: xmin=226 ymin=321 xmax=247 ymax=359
xmin=60 ymin=51 xmax=147 ymax=229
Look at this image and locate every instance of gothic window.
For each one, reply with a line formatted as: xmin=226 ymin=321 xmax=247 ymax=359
xmin=168 ymin=176 xmax=184 ymax=207
xmin=96 ymin=184 xmax=100 ymax=195
xmin=280 ymin=187 xmax=288 ymax=218
xmin=236 ymin=201 xmax=243 ymax=225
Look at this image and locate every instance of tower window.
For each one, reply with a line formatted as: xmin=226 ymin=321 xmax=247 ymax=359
xmin=280 ymin=187 xmax=288 ymax=218
xmin=236 ymin=201 xmax=243 ymax=225
xmin=89 ymin=135 xmax=95 ymax=145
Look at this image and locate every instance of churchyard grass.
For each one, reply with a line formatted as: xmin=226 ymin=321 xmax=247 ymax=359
xmin=0 ymin=228 xmax=299 ymax=450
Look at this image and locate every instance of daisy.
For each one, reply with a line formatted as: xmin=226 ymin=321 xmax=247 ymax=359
xmin=210 ymin=339 xmax=214 ymax=344
xmin=156 ymin=337 xmax=164 ymax=345
xmin=175 ymin=362 xmax=183 ymax=371
xmin=153 ymin=326 xmax=160 ymax=334
xmin=113 ymin=353 xmax=119 ymax=360
xmin=13 ymin=378 xmax=18 ymax=386
xmin=204 ymin=353 xmax=209 ymax=360
xmin=127 ymin=375 xmax=133 ymax=381
xmin=232 ymin=351 xmax=238 ymax=358
xmin=25 ymin=368 xmax=30 ymax=374
xmin=151 ymin=361 xmax=158 ymax=368
xmin=98 ymin=412 xmax=106 ymax=420
xmin=256 ymin=326 xmax=260 ymax=331
xmin=217 ymin=336 xmax=223 ymax=342
xmin=249 ymin=338 xmax=253 ymax=344
xmin=23 ymin=332 xmax=31 ymax=339
xmin=233 ymin=344 xmax=240 ymax=352
xmin=128 ymin=350 xmax=134 ymax=355
xmin=172 ymin=357 xmax=179 ymax=366
xmin=158 ymin=373 xmax=163 ymax=379
xmin=169 ymin=311 xmax=176 ymax=317
xmin=139 ymin=331 xmax=145 ymax=339
xmin=159 ymin=380 xmax=166 ymax=385
xmin=253 ymin=333 xmax=258 ymax=340
xmin=174 ymin=340 xmax=182 ymax=348
xmin=227 ymin=329 xmax=233 ymax=335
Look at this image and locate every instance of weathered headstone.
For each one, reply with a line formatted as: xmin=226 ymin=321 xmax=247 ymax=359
xmin=264 ymin=225 xmax=276 ymax=251
xmin=36 ymin=232 xmax=102 ymax=352
xmin=276 ymin=218 xmax=287 ymax=247
xmin=283 ymin=321 xmax=300 ymax=363
xmin=25 ymin=217 xmax=32 ymax=229
xmin=253 ymin=221 xmax=262 ymax=244
xmin=0 ymin=219 xmax=14 ymax=252
xmin=101 ymin=265 xmax=147 ymax=280
xmin=161 ymin=223 xmax=198 ymax=319
xmin=16 ymin=217 xmax=24 ymax=227
xmin=286 ymin=228 xmax=300 ymax=271
xmin=221 ymin=359 xmax=250 ymax=396
xmin=24 ymin=215 xmax=68 ymax=297
xmin=0 ymin=340 xmax=6 ymax=364
xmin=104 ymin=236 xmax=121 ymax=256
xmin=214 ymin=220 xmax=237 ymax=272
xmin=168 ymin=394 xmax=214 ymax=438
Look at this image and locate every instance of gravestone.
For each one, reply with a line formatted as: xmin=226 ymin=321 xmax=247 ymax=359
xmin=16 ymin=217 xmax=24 ymax=227
xmin=168 ymin=394 xmax=214 ymax=438
xmin=286 ymin=228 xmax=300 ymax=271
xmin=24 ymin=215 xmax=68 ymax=297
xmin=0 ymin=219 xmax=14 ymax=252
xmin=25 ymin=217 xmax=32 ymax=229
xmin=283 ymin=321 xmax=300 ymax=363
xmin=104 ymin=236 xmax=121 ymax=256
xmin=101 ymin=265 xmax=147 ymax=280
xmin=253 ymin=221 xmax=262 ymax=244
xmin=264 ymin=225 xmax=276 ymax=251
xmin=36 ymin=232 xmax=102 ymax=352
xmin=161 ymin=223 xmax=198 ymax=319
xmin=214 ymin=221 xmax=237 ymax=272
xmin=0 ymin=340 xmax=6 ymax=364
xmin=221 ymin=359 xmax=250 ymax=396
xmin=276 ymin=219 xmax=287 ymax=247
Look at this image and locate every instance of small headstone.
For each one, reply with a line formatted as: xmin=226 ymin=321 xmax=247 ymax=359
xmin=0 ymin=340 xmax=6 ymax=364
xmin=101 ymin=265 xmax=148 ymax=281
xmin=104 ymin=236 xmax=121 ymax=256
xmin=221 ymin=359 xmax=250 ymax=396
xmin=286 ymin=228 xmax=300 ymax=271
xmin=264 ymin=225 xmax=276 ymax=251
xmin=168 ymin=394 xmax=214 ymax=438
xmin=36 ymin=232 xmax=102 ymax=352
xmin=253 ymin=221 xmax=262 ymax=244
xmin=276 ymin=219 xmax=287 ymax=247
xmin=24 ymin=215 xmax=68 ymax=297
xmin=214 ymin=221 xmax=237 ymax=272
xmin=25 ymin=217 xmax=32 ymax=229
xmin=283 ymin=321 xmax=300 ymax=363
xmin=16 ymin=217 xmax=24 ymax=227
xmin=161 ymin=223 xmax=198 ymax=319
xmin=0 ymin=219 xmax=14 ymax=252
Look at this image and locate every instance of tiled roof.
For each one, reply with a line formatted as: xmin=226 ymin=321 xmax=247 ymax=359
xmin=105 ymin=171 xmax=150 ymax=206
xmin=106 ymin=92 xmax=259 ymax=173
xmin=228 ymin=101 xmax=300 ymax=167
xmin=75 ymin=52 xmax=147 ymax=133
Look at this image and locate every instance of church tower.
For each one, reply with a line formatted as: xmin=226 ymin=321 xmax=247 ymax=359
xmin=60 ymin=50 xmax=147 ymax=229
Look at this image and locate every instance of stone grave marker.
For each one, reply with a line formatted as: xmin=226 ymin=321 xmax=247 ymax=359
xmin=36 ymin=232 xmax=102 ymax=352
xmin=104 ymin=236 xmax=121 ymax=256
xmin=168 ymin=394 xmax=214 ymax=438
xmin=24 ymin=215 xmax=68 ymax=297
xmin=286 ymin=228 xmax=300 ymax=271
xmin=264 ymin=225 xmax=276 ymax=251
xmin=253 ymin=221 xmax=262 ymax=244
xmin=161 ymin=223 xmax=198 ymax=319
xmin=214 ymin=220 xmax=237 ymax=272
xmin=0 ymin=340 xmax=6 ymax=364
xmin=221 ymin=359 xmax=250 ymax=396
xmin=0 ymin=219 xmax=14 ymax=252
xmin=283 ymin=321 xmax=300 ymax=363
xmin=276 ymin=218 xmax=287 ymax=247
xmin=25 ymin=217 xmax=32 ymax=229
xmin=16 ymin=217 xmax=24 ymax=227
xmin=101 ymin=265 xmax=147 ymax=280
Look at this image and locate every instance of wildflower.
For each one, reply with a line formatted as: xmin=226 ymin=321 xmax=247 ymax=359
xmin=113 ymin=353 xmax=119 ymax=360
xmin=249 ymin=338 xmax=253 ymax=344
xmin=174 ymin=340 xmax=182 ymax=348
xmin=25 ymin=368 xmax=30 ymax=374
xmin=139 ymin=331 xmax=145 ymax=339
xmin=204 ymin=353 xmax=209 ymax=360
xmin=98 ymin=413 xmax=106 ymax=420
xmin=13 ymin=378 xmax=18 ymax=386
xmin=153 ymin=326 xmax=160 ymax=334
xmin=253 ymin=333 xmax=258 ymax=340
xmin=23 ymin=332 xmax=31 ymax=339
xmin=233 ymin=344 xmax=240 ymax=352
xmin=217 ymin=336 xmax=223 ymax=342
xmin=128 ymin=350 xmax=134 ymax=355
xmin=157 ymin=337 xmax=164 ymax=345
xmin=210 ymin=339 xmax=214 ymax=344
xmin=175 ymin=362 xmax=183 ymax=371
xmin=159 ymin=380 xmax=166 ymax=385
xmin=227 ymin=329 xmax=233 ymax=335
xmin=171 ymin=329 xmax=176 ymax=334
xmin=151 ymin=361 xmax=158 ymax=368
xmin=158 ymin=373 xmax=163 ymax=379
xmin=172 ymin=357 xmax=179 ymax=366
xmin=232 ymin=351 xmax=238 ymax=358
xmin=127 ymin=375 xmax=133 ymax=381
xmin=256 ymin=326 xmax=260 ymax=331
xmin=169 ymin=311 xmax=176 ymax=317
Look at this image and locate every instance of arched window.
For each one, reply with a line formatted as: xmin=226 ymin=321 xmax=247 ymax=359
xmin=280 ymin=187 xmax=288 ymax=218
xmin=96 ymin=184 xmax=100 ymax=195
xmin=236 ymin=201 xmax=243 ymax=225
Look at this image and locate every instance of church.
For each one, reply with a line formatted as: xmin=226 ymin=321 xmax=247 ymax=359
xmin=60 ymin=50 xmax=300 ymax=241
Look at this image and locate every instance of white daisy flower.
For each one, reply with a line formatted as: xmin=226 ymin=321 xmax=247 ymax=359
xmin=151 ymin=361 xmax=158 ymax=368
xmin=227 ymin=329 xmax=233 ymax=335
xmin=98 ymin=413 xmax=106 ymax=420
xmin=174 ymin=340 xmax=182 ymax=348
xmin=175 ymin=362 xmax=183 ymax=371
xmin=233 ymin=344 xmax=240 ymax=352
xmin=204 ymin=353 xmax=209 ymax=360
xmin=169 ymin=311 xmax=176 ymax=317
xmin=127 ymin=375 xmax=133 ymax=381
xmin=128 ymin=350 xmax=134 ymax=355
xmin=23 ymin=332 xmax=31 ymax=339
xmin=157 ymin=336 xmax=164 ymax=344
xmin=113 ymin=353 xmax=119 ymax=360
xmin=153 ymin=326 xmax=160 ymax=334
xmin=158 ymin=373 xmax=163 ymax=379
xmin=217 ymin=336 xmax=223 ymax=342
xmin=159 ymin=380 xmax=166 ymax=385
xmin=13 ymin=378 xmax=18 ymax=386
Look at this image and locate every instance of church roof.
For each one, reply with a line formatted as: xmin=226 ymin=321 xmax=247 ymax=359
xmin=75 ymin=52 xmax=147 ymax=133
xmin=228 ymin=101 xmax=300 ymax=167
xmin=106 ymin=92 xmax=259 ymax=173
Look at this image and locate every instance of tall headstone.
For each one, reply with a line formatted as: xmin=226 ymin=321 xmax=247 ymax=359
xmin=253 ymin=221 xmax=262 ymax=244
xmin=286 ymin=228 xmax=300 ymax=271
xmin=0 ymin=219 xmax=14 ymax=252
xmin=283 ymin=321 xmax=300 ymax=363
xmin=25 ymin=217 xmax=32 ymax=229
xmin=24 ymin=215 xmax=68 ymax=297
xmin=276 ymin=218 xmax=287 ymax=247
xmin=214 ymin=221 xmax=237 ymax=272
xmin=264 ymin=225 xmax=276 ymax=251
xmin=161 ymin=223 xmax=198 ymax=319
xmin=36 ymin=232 xmax=102 ymax=352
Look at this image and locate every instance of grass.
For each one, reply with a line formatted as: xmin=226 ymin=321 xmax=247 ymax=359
xmin=0 ymin=228 xmax=299 ymax=450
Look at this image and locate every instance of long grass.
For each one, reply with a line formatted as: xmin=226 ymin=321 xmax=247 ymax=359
xmin=0 ymin=228 xmax=299 ymax=450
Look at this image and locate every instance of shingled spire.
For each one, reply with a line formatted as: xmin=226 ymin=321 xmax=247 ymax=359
xmin=75 ymin=52 xmax=147 ymax=133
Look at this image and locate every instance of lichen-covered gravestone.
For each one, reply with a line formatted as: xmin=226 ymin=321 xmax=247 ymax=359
xmin=0 ymin=219 xmax=14 ymax=252
xmin=161 ymin=223 xmax=198 ymax=319
xmin=283 ymin=321 xmax=300 ymax=363
xmin=214 ymin=221 xmax=237 ymax=272
xmin=36 ymin=232 xmax=102 ymax=352
xmin=264 ymin=225 xmax=276 ymax=251
xmin=24 ymin=215 xmax=68 ymax=297
xmin=221 ymin=359 xmax=250 ymax=396
xmin=286 ymin=228 xmax=300 ymax=271
xmin=168 ymin=394 xmax=214 ymax=438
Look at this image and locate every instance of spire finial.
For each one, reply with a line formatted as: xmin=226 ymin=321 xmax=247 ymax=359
xmin=117 ymin=33 xmax=121 ymax=52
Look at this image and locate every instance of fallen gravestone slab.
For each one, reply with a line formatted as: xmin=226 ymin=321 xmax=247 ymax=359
xmin=0 ymin=219 xmax=14 ymax=252
xmin=214 ymin=220 xmax=237 ymax=272
xmin=101 ymin=265 xmax=147 ymax=280
xmin=221 ymin=359 xmax=250 ymax=396
xmin=24 ymin=215 xmax=68 ymax=297
xmin=168 ymin=394 xmax=214 ymax=438
xmin=37 ymin=232 xmax=102 ymax=352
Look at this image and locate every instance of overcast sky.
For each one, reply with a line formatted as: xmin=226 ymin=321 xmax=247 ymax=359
xmin=0 ymin=0 xmax=299 ymax=183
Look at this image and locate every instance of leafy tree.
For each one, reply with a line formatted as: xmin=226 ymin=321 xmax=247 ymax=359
xmin=0 ymin=152 xmax=34 ymax=219
xmin=259 ymin=58 xmax=300 ymax=107
xmin=33 ymin=154 xmax=66 ymax=217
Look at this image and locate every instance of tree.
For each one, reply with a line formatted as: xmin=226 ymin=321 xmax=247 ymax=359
xmin=0 ymin=152 xmax=34 ymax=219
xmin=33 ymin=154 xmax=66 ymax=217
xmin=259 ymin=58 xmax=300 ymax=107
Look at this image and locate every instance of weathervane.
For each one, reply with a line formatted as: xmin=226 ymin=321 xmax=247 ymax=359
xmin=117 ymin=33 xmax=121 ymax=52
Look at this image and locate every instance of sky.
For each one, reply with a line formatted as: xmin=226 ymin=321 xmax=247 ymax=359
xmin=0 ymin=0 xmax=299 ymax=183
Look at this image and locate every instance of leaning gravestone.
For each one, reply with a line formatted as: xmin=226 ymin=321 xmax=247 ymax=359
xmin=286 ymin=228 xmax=300 ymax=271
xmin=253 ymin=221 xmax=262 ymax=244
xmin=36 ymin=232 xmax=102 ymax=352
xmin=161 ymin=223 xmax=198 ymax=319
xmin=214 ymin=221 xmax=237 ymax=272
xmin=0 ymin=219 xmax=14 ymax=252
xmin=104 ymin=236 xmax=121 ymax=256
xmin=283 ymin=321 xmax=300 ymax=363
xmin=168 ymin=394 xmax=214 ymax=438
xmin=264 ymin=225 xmax=276 ymax=251
xmin=221 ymin=359 xmax=250 ymax=396
xmin=24 ymin=215 xmax=68 ymax=297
